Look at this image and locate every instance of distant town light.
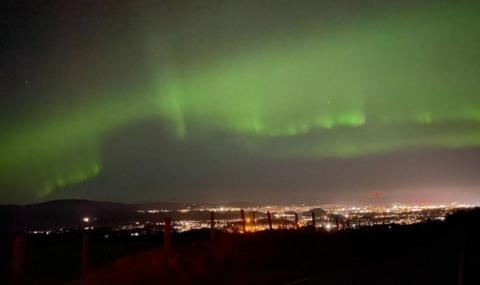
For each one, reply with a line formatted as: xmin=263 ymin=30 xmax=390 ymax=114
xmin=82 ymin=217 xmax=90 ymax=223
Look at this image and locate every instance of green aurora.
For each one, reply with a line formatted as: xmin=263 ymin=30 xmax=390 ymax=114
xmin=1 ymin=0 xmax=480 ymax=202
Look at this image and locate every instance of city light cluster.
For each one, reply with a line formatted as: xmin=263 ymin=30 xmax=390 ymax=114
xmin=135 ymin=203 xmax=476 ymax=234
xmin=25 ymin=203 xmax=476 ymax=236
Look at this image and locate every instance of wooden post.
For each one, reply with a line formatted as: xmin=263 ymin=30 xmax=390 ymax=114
xmin=240 ymin=209 xmax=246 ymax=233
xmin=267 ymin=211 xmax=273 ymax=231
xmin=294 ymin=213 xmax=299 ymax=230
xmin=11 ymin=234 xmax=25 ymax=285
xmin=210 ymin=211 xmax=215 ymax=240
xmin=164 ymin=217 xmax=172 ymax=252
xmin=252 ymin=212 xmax=256 ymax=232
xmin=335 ymin=216 xmax=340 ymax=230
xmin=81 ymin=232 xmax=88 ymax=285
xmin=311 ymin=211 xmax=316 ymax=229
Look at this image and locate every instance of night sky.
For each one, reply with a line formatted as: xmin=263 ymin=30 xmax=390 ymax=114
xmin=2 ymin=0 xmax=480 ymax=204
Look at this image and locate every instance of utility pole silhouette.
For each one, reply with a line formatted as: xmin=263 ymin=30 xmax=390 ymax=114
xmin=240 ymin=209 xmax=246 ymax=233
xmin=267 ymin=211 xmax=273 ymax=231
xmin=294 ymin=213 xmax=299 ymax=230
xmin=210 ymin=211 xmax=215 ymax=240
xmin=252 ymin=212 xmax=257 ymax=232
xmin=164 ymin=217 xmax=172 ymax=253
xmin=311 ymin=212 xmax=316 ymax=229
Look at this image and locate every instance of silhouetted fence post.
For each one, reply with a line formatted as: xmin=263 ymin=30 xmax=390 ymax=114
xmin=240 ymin=209 xmax=246 ymax=233
xmin=336 ymin=216 xmax=340 ymax=231
xmin=267 ymin=211 xmax=273 ymax=231
xmin=311 ymin=212 xmax=316 ymax=229
xmin=81 ymin=232 xmax=89 ymax=285
xmin=295 ymin=213 xmax=299 ymax=230
xmin=164 ymin=217 xmax=172 ymax=253
xmin=458 ymin=247 xmax=465 ymax=285
xmin=11 ymin=234 xmax=25 ymax=285
xmin=210 ymin=211 xmax=215 ymax=240
xmin=252 ymin=212 xmax=256 ymax=232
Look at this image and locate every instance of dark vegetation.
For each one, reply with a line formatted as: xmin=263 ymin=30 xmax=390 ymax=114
xmin=2 ymin=208 xmax=480 ymax=285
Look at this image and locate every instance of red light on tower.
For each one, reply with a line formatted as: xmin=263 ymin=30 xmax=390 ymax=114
xmin=373 ymin=192 xmax=381 ymax=206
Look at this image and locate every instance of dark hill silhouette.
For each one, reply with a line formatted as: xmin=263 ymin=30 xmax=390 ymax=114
xmin=303 ymin=208 xmax=327 ymax=216
xmin=0 ymin=200 xmax=136 ymax=233
xmin=2 ymin=208 xmax=479 ymax=285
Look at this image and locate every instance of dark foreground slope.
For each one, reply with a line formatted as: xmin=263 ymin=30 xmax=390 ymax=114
xmin=2 ymin=208 xmax=480 ymax=285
